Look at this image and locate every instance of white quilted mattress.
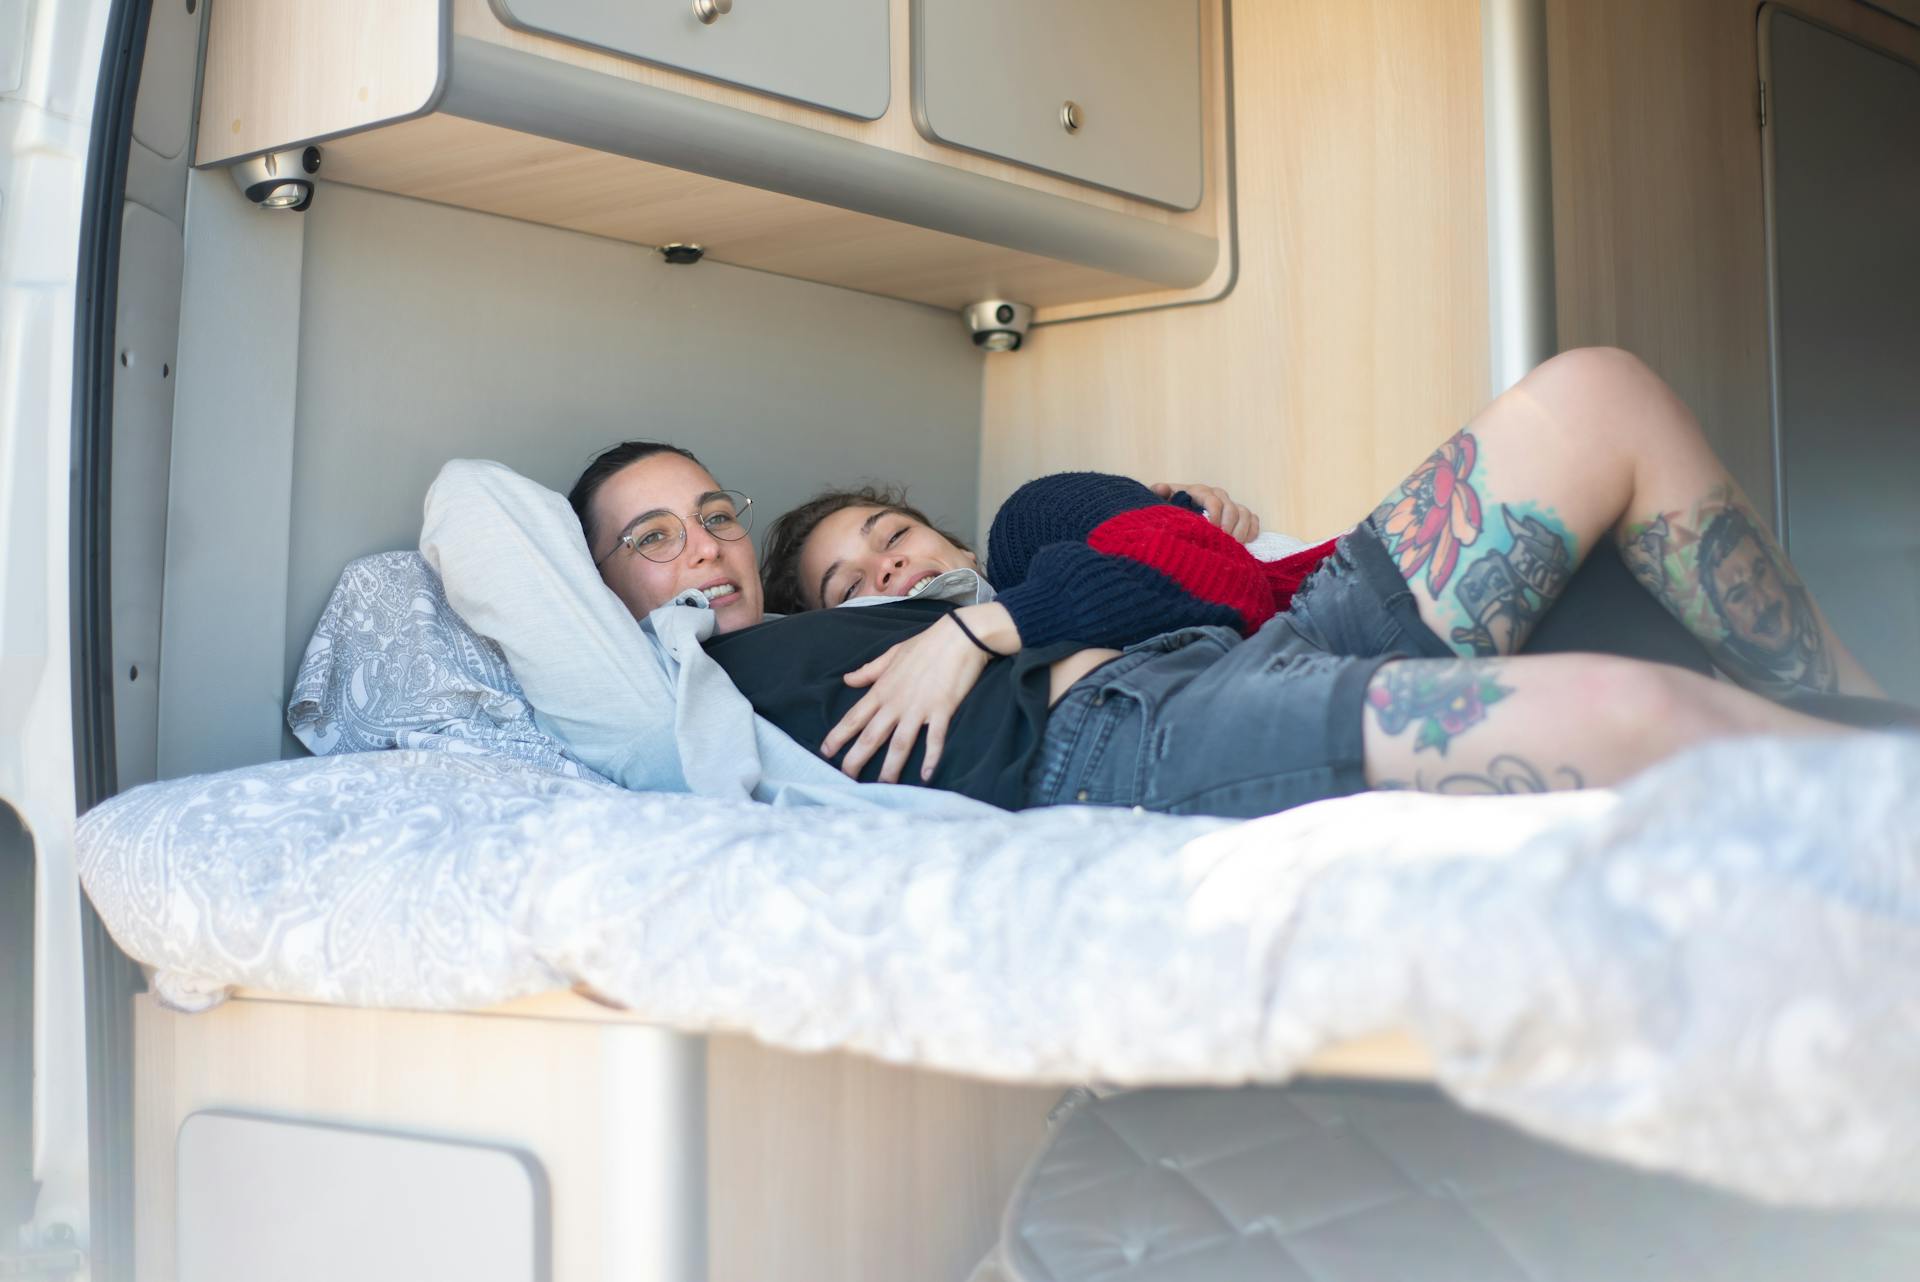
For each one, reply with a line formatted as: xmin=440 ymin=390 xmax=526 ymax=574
xmin=77 ymin=731 xmax=1920 ymax=1210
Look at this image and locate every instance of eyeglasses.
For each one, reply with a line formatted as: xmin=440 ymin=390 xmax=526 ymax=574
xmin=595 ymin=490 xmax=754 ymax=567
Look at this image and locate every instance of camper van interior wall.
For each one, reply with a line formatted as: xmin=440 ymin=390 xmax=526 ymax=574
xmin=228 ymin=146 xmax=322 ymax=212
xmin=16 ymin=0 xmax=1920 ymax=1278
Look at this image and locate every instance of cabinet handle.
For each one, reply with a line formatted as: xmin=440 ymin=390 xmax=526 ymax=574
xmin=1061 ymin=100 xmax=1084 ymax=134
xmin=693 ymin=0 xmax=732 ymax=23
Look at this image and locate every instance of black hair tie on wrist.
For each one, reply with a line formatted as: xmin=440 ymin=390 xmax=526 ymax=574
xmin=947 ymin=611 xmax=1009 ymax=659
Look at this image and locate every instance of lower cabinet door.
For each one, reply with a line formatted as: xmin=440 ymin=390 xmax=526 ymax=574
xmin=176 ymin=1112 xmax=547 ymax=1282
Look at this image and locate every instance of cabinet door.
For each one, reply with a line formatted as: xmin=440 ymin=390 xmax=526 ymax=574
xmin=490 ymin=0 xmax=890 ymax=120
xmin=913 ymin=0 xmax=1204 ymax=210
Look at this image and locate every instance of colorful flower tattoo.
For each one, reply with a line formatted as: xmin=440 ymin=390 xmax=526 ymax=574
xmin=1367 ymin=660 xmax=1512 ymax=755
xmin=1370 ymin=430 xmax=1484 ymax=596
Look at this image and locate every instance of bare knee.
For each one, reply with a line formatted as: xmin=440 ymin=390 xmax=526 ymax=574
xmin=1576 ymin=656 xmax=1736 ymax=750
xmin=1522 ymin=347 xmax=1706 ymax=458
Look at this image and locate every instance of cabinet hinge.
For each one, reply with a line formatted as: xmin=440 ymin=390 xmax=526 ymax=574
xmin=0 ymin=1249 xmax=87 ymax=1280
xmin=1758 ymin=80 xmax=1768 ymax=128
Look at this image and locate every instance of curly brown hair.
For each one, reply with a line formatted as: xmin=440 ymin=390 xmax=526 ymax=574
xmin=761 ymin=485 xmax=972 ymax=615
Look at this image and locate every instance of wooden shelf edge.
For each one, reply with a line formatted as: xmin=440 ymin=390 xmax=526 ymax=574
xmin=220 ymin=985 xmax=1435 ymax=1082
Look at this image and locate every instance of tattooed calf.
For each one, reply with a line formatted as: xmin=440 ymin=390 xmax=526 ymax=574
xmin=1622 ymin=496 xmax=1837 ymax=696
xmin=1448 ymin=508 xmax=1575 ymax=655
xmin=1620 ymin=513 xmax=1673 ymax=598
xmin=1697 ymin=506 xmax=1837 ymax=694
xmin=1367 ymin=660 xmax=1512 ymax=755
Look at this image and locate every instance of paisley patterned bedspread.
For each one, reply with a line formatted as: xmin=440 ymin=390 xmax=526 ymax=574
xmin=77 ymin=733 xmax=1920 ymax=1209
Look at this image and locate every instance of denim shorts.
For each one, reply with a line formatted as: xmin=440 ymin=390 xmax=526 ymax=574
xmin=1021 ymin=522 xmax=1454 ymax=819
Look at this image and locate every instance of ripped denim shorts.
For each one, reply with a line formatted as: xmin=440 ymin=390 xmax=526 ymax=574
xmin=1021 ymin=521 xmax=1452 ymax=819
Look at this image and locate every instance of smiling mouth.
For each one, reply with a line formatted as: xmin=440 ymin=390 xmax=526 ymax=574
xmin=903 ymin=573 xmax=939 ymax=599
xmin=700 ymin=582 xmax=741 ymax=605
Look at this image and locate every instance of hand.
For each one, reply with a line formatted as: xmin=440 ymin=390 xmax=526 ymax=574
xmin=821 ymin=604 xmax=1022 ymax=784
xmin=1150 ymin=482 xmax=1262 ymax=542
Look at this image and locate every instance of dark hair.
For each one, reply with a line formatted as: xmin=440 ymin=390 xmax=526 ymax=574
xmin=567 ymin=440 xmax=705 ymax=551
xmin=761 ymin=485 xmax=971 ymax=615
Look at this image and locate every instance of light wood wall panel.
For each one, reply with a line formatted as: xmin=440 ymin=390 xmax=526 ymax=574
xmin=1546 ymin=0 xmax=1920 ymax=529
xmin=981 ymin=0 xmax=1491 ymax=541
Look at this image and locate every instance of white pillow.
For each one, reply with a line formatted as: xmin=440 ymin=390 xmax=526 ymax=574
xmin=419 ymin=460 xmax=689 ymax=793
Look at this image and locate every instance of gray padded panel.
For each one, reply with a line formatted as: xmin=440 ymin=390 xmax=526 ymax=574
xmin=110 ymin=202 xmax=184 ymax=788
xmin=1003 ymin=1085 xmax=1920 ymax=1282
xmin=280 ymin=182 xmax=981 ymax=757
xmin=177 ymin=1111 xmax=546 ymax=1282
xmin=114 ymin=0 xmax=203 ymax=788
xmin=1764 ymin=10 xmax=1920 ymax=704
xmin=158 ymin=169 xmax=306 ymax=780
xmin=914 ymin=0 xmax=1204 ymax=210
xmin=130 ymin=0 xmax=201 ymax=161
xmin=0 ymin=807 xmax=30 ymax=1231
xmin=492 ymin=0 xmax=889 ymax=120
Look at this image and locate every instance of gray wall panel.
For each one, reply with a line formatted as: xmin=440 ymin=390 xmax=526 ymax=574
xmin=110 ymin=202 xmax=184 ymax=788
xmin=280 ymin=182 xmax=982 ymax=754
xmin=158 ymin=168 xmax=307 ymax=780
xmin=1765 ymin=11 xmax=1920 ymax=703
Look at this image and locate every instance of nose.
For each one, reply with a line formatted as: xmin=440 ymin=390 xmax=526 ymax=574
xmin=684 ymin=520 xmax=723 ymax=565
xmin=875 ymin=551 xmax=906 ymax=592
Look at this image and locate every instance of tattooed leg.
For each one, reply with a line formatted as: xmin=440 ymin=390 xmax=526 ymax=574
xmin=1370 ymin=346 xmax=1883 ymax=697
xmin=1620 ymin=487 xmax=1839 ymax=697
xmin=1369 ymin=428 xmax=1581 ymax=657
xmin=1361 ymin=654 xmax=1842 ymax=795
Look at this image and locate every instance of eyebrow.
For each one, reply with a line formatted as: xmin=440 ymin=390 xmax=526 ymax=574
xmin=816 ymin=509 xmax=890 ymax=608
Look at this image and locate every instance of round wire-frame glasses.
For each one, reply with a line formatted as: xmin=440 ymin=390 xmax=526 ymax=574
xmin=595 ymin=490 xmax=754 ymax=567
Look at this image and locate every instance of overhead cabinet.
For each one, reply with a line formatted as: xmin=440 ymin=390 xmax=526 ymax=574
xmin=913 ymin=0 xmax=1206 ymax=210
xmin=196 ymin=0 xmax=1232 ymax=319
xmin=488 ymin=0 xmax=892 ymax=120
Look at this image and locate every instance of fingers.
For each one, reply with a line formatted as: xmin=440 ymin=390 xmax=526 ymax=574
xmin=1223 ymin=499 xmax=1259 ymax=541
xmin=920 ymin=716 xmax=948 ymax=782
xmin=843 ymin=650 xmax=894 ymax=688
xmin=838 ymin=706 xmax=899 ymax=780
xmin=878 ymin=720 xmax=919 ymax=785
xmin=821 ymin=695 xmax=872 ymax=762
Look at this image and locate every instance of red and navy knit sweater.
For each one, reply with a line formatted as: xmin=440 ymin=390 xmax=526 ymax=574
xmin=985 ymin=472 xmax=1339 ymax=649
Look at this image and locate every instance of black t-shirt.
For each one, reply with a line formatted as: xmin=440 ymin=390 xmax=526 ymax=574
xmin=702 ymin=599 xmax=1085 ymax=809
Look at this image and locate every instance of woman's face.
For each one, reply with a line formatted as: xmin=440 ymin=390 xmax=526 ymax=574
xmin=797 ymin=504 xmax=977 ymax=609
xmin=588 ymin=452 xmax=765 ymax=632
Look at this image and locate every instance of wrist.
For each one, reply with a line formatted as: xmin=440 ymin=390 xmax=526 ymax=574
xmin=958 ymin=603 xmax=1022 ymax=654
